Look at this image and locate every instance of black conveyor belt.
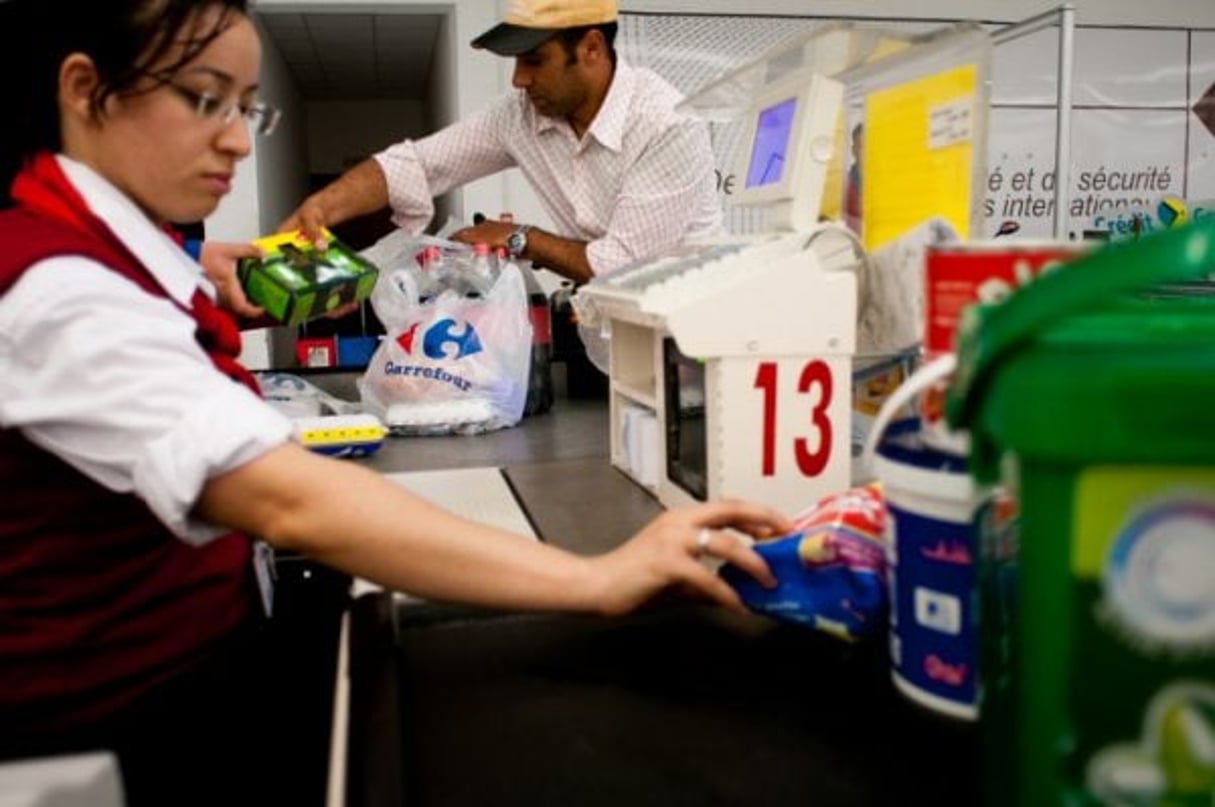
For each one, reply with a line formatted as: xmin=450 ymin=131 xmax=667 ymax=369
xmin=346 ymin=594 xmax=979 ymax=807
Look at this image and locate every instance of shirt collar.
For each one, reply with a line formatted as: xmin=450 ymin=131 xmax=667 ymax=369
xmin=530 ymin=58 xmax=635 ymax=153
xmin=585 ymin=58 xmax=633 ymax=153
xmin=55 ymin=154 xmax=215 ymax=305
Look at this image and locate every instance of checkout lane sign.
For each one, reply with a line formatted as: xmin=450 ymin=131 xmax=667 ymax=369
xmin=686 ymin=353 xmax=852 ymax=515
xmin=753 ymin=358 xmax=836 ymax=479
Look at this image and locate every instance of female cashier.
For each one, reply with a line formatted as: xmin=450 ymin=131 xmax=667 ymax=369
xmin=0 ymin=2 xmax=786 ymax=804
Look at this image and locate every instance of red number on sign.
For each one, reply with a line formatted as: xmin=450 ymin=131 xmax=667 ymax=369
xmin=795 ymin=360 xmax=833 ymax=477
xmin=753 ymin=360 xmax=834 ymax=478
xmin=754 ymin=363 xmax=779 ymax=476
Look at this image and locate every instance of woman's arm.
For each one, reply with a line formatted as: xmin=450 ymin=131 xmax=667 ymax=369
xmin=194 ymin=442 xmax=785 ymax=615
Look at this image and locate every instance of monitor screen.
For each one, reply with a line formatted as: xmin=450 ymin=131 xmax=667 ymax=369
xmin=745 ymin=96 xmax=798 ymax=189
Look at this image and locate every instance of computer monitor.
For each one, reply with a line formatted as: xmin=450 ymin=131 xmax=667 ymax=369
xmin=730 ymin=69 xmax=844 ymax=231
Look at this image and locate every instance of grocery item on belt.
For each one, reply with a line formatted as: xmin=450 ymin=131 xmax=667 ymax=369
xmin=720 ymin=484 xmax=887 ymax=642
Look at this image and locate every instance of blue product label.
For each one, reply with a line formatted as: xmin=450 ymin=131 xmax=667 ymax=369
xmin=889 ymin=503 xmax=978 ymax=710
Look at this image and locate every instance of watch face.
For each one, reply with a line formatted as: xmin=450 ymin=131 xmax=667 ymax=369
xmin=507 ymin=231 xmax=526 ymax=257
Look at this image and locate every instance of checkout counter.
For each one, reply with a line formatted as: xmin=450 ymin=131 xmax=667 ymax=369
xmin=307 ymin=28 xmax=993 ymax=805
xmin=295 ymin=373 xmax=978 ymax=807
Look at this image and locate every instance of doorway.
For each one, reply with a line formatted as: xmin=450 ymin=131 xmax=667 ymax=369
xmin=250 ymin=6 xmax=455 ymax=369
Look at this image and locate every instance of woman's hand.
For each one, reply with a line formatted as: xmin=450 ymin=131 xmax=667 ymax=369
xmin=199 ymin=240 xmax=264 ymax=318
xmin=587 ymin=500 xmax=792 ymax=617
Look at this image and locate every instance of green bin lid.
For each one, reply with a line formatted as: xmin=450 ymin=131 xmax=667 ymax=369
xmin=946 ymin=219 xmax=1215 ymax=480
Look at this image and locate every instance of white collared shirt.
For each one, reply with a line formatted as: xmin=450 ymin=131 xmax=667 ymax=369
xmin=0 ymin=155 xmax=291 ymax=544
xmin=375 ymin=59 xmax=723 ymax=275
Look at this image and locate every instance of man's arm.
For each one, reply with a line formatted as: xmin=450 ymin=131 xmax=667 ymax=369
xmin=450 ymin=118 xmax=719 ymax=284
xmin=524 ymin=227 xmax=594 ymax=284
xmin=278 ymin=159 xmax=389 ymax=245
xmin=450 ymin=219 xmax=594 ymax=285
xmin=281 ymin=101 xmax=519 ymax=245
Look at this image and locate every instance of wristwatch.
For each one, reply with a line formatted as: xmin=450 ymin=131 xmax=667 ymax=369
xmin=506 ymin=225 xmax=530 ymax=259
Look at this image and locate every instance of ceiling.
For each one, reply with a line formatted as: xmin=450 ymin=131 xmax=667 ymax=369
xmin=256 ymin=12 xmax=445 ymax=100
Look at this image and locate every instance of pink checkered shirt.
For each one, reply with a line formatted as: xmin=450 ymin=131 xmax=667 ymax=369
xmin=374 ymin=60 xmax=722 ymax=277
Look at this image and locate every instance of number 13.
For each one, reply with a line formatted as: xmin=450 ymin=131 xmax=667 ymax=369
xmin=754 ymin=360 xmax=833 ymax=478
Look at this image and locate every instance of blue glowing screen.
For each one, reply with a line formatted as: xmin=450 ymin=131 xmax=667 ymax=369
xmin=745 ymin=97 xmax=797 ymax=189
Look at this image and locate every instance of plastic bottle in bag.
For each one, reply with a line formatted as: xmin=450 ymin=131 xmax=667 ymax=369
xmin=435 ymin=244 xmax=481 ymax=299
xmin=551 ymin=281 xmax=608 ymax=399
xmin=469 ymin=243 xmax=496 ymax=297
xmin=497 ymin=245 xmax=552 ymax=416
xmin=414 ymin=245 xmax=443 ymax=302
xmin=522 ymin=264 xmax=553 ymax=415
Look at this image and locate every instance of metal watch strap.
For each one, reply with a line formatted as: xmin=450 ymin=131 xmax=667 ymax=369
xmin=508 ymin=224 xmax=530 ymax=258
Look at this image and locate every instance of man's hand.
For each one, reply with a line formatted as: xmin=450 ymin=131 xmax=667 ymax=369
xmin=278 ymin=158 xmax=390 ymax=249
xmin=451 ymin=220 xmax=594 ymax=284
xmin=277 ymin=197 xmax=330 ymax=251
xmin=450 ymin=220 xmax=513 ymax=251
xmin=275 ymin=205 xmax=361 ymax=320
xmin=199 ymin=241 xmax=265 ymax=319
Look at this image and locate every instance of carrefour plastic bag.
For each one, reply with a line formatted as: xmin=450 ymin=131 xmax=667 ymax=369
xmin=358 ymin=249 xmax=531 ymax=436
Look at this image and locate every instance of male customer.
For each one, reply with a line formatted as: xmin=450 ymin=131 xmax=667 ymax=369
xmin=282 ymin=0 xmax=722 ymax=285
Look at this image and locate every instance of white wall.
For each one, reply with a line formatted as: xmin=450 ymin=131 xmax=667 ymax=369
xmin=428 ymin=12 xmax=459 ymax=224
xmin=252 ymin=20 xmax=309 ymax=237
xmin=204 ymin=146 xmax=262 ymax=241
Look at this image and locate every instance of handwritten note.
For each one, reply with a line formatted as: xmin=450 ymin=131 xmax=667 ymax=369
xmin=862 ymin=64 xmax=978 ymax=251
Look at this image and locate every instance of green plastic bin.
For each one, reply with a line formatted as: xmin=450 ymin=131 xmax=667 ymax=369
xmin=947 ymin=220 xmax=1215 ymax=807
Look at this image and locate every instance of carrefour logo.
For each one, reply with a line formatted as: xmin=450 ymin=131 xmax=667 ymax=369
xmin=395 ymin=318 xmax=483 ymax=360
xmin=383 ymin=317 xmax=481 ymax=392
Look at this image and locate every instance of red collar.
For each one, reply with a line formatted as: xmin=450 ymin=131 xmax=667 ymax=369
xmin=11 ymin=153 xmax=259 ymax=394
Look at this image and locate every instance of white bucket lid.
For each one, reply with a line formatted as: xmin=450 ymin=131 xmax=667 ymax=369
xmin=874 ymin=430 xmax=975 ymax=505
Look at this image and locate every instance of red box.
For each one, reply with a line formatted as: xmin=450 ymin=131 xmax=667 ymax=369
xmin=924 ymin=241 xmax=1090 ymax=355
xmin=295 ymin=337 xmax=337 ymax=368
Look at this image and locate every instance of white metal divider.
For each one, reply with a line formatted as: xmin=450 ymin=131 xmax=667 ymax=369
xmin=992 ymin=3 xmax=1077 ymax=240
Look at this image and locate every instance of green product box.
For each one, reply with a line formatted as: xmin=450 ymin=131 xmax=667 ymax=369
xmin=948 ymin=220 xmax=1215 ymax=807
xmin=237 ymin=229 xmax=379 ymax=326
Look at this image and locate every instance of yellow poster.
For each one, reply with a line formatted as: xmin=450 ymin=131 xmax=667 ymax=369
xmin=861 ymin=64 xmax=977 ymax=251
xmin=820 ymin=36 xmax=911 ymax=222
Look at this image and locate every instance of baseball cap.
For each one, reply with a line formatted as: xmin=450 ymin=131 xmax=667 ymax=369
xmin=471 ymin=0 xmax=617 ymax=57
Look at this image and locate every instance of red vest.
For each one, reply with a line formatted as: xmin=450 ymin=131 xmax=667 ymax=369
xmin=0 ymin=169 xmax=259 ymax=732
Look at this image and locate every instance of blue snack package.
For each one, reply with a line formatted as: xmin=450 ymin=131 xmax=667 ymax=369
xmin=720 ymin=484 xmax=888 ymax=642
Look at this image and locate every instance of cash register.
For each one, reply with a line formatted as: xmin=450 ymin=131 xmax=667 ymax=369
xmin=573 ymin=68 xmax=864 ymax=515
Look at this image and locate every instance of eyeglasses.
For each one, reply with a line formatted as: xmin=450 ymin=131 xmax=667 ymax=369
xmin=162 ymin=80 xmax=282 ymax=137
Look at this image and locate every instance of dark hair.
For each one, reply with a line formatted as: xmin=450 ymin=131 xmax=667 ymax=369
xmin=555 ymin=22 xmax=618 ymax=67
xmin=0 ymin=0 xmax=249 ymax=206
